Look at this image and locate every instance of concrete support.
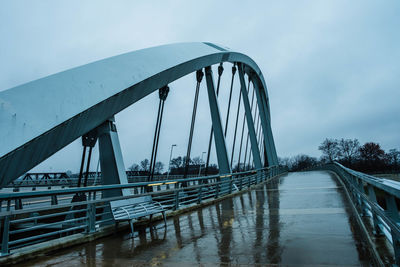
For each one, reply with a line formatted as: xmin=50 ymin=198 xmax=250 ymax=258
xmin=237 ymin=63 xmax=262 ymax=169
xmin=367 ymin=185 xmax=383 ymax=235
xmin=97 ymin=117 xmax=130 ymax=198
xmin=252 ymin=77 xmax=277 ymax=166
xmin=384 ymin=194 xmax=400 ymax=265
xmin=204 ymin=66 xmax=231 ymax=175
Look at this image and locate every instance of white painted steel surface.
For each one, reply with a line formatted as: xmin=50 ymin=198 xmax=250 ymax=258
xmin=0 ymin=42 xmax=278 ymax=186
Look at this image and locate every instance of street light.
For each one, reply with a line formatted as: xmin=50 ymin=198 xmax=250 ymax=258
xmin=198 ymin=151 xmax=207 ymax=176
xmin=167 ymin=144 xmax=177 ymax=179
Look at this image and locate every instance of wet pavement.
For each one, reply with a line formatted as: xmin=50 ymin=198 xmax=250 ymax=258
xmin=25 ymin=171 xmax=372 ymax=266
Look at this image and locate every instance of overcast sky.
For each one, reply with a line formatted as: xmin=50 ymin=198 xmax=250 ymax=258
xmin=0 ymin=1 xmax=399 ymax=172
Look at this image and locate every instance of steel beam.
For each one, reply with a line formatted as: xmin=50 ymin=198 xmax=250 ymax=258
xmin=204 ymin=66 xmax=231 ymax=174
xmin=252 ymin=76 xmax=278 ymax=166
xmin=0 ymin=43 xmax=278 ymax=186
xmin=97 ymin=118 xmax=130 ymax=198
xmin=237 ymin=63 xmax=262 ymax=169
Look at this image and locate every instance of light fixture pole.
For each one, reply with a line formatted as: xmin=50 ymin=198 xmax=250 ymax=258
xmin=198 ymin=151 xmax=207 ymax=176
xmin=167 ymin=144 xmax=177 ymax=179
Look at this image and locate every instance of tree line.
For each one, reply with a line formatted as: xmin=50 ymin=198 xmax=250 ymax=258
xmin=129 ymin=138 xmax=399 ymax=175
xmin=279 ymin=138 xmax=400 ymax=173
xmin=128 ymin=156 xmax=219 ymax=176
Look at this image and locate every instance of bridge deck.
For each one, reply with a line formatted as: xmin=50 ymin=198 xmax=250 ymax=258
xmin=23 ymin=171 xmax=372 ymax=266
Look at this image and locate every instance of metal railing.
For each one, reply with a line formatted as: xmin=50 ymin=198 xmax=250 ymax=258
xmin=316 ymin=162 xmax=400 ymax=265
xmin=4 ymin=172 xmax=200 ymax=188
xmin=0 ymin=166 xmax=285 ymax=256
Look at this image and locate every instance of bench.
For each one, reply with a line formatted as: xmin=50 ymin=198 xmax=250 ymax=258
xmin=110 ymin=195 xmax=166 ymax=238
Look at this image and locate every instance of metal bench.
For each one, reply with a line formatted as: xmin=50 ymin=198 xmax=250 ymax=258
xmin=110 ymin=195 xmax=166 ymax=238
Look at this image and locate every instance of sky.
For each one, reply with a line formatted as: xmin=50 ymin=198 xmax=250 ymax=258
xmin=0 ymin=0 xmax=399 ymax=172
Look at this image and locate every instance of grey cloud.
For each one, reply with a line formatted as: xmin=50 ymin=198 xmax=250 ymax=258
xmin=0 ymin=0 xmax=399 ymax=172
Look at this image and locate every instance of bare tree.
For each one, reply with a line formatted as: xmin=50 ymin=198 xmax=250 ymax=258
xmin=182 ymin=156 xmax=192 ymax=165
xmin=388 ymin=149 xmax=400 ymax=166
xmin=291 ymin=154 xmax=318 ymax=171
xmin=128 ymin=163 xmax=139 ymax=172
xmin=140 ymin=159 xmax=150 ymax=172
xmin=359 ymin=142 xmax=385 ymax=162
xmin=278 ymin=157 xmax=292 ymax=169
xmin=338 ymin=138 xmax=360 ymax=164
xmin=170 ymin=156 xmax=183 ymax=169
xmin=154 ymin=161 xmax=164 ymax=174
xmin=318 ymin=138 xmax=340 ymax=162
xmin=191 ymin=156 xmax=202 ymax=166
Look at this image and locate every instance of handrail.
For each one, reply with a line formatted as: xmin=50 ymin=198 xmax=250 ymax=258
xmin=314 ymin=162 xmax=400 ymax=265
xmin=334 ymin=162 xmax=400 ymax=199
xmin=0 ymin=166 xmax=286 ymax=257
xmin=0 ymin=167 xmax=277 ymax=201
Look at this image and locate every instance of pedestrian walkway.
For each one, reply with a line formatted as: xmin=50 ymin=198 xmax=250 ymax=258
xmin=23 ymin=171 xmax=372 ymax=266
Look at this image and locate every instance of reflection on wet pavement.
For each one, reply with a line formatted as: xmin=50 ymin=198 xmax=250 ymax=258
xmin=25 ymin=171 xmax=372 ymax=266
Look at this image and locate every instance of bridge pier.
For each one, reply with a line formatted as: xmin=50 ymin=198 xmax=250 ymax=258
xmin=97 ymin=117 xmax=130 ymax=198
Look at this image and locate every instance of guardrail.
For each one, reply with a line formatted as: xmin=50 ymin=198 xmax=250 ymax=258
xmin=5 ymin=173 xmax=200 ymax=188
xmin=315 ymin=162 xmax=400 ymax=265
xmin=0 ymin=166 xmax=286 ymax=256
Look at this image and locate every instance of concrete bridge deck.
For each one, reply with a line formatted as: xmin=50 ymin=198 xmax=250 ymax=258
xmin=23 ymin=171 xmax=372 ymax=266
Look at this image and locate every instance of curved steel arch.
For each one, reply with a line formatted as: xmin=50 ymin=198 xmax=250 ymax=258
xmin=0 ymin=42 xmax=278 ymax=186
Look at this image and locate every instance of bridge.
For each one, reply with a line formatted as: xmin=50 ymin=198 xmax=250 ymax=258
xmin=0 ymin=43 xmax=398 ymax=265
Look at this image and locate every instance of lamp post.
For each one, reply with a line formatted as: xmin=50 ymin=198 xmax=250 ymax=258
xmin=198 ymin=151 xmax=207 ymax=176
xmin=167 ymin=144 xmax=177 ymax=179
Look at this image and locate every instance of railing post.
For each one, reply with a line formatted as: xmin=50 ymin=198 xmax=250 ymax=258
xmin=366 ymin=185 xmax=383 ymax=235
xmin=174 ymin=189 xmax=180 ymax=210
xmin=355 ymin=178 xmax=368 ymax=216
xmin=51 ymin=195 xmax=58 ymax=205
xmin=215 ymin=182 xmax=220 ymax=199
xmin=239 ymin=176 xmax=243 ymax=191
xmin=229 ymin=177 xmax=233 ymax=194
xmin=87 ymin=203 xmax=96 ymax=233
xmin=14 ymin=198 xmax=22 ymax=210
xmin=1 ymin=216 xmax=10 ymax=256
xmin=197 ymin=185 xmax=203 ymax=204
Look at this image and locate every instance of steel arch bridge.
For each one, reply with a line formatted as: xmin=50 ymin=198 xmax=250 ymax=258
xmin=0 ymin=42 xmax=278 ymax=189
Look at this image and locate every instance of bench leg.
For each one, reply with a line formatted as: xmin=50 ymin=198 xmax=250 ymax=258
xmin=149 ymin=214 xmax=157 ymax=231
xmin=129 ymin=219 xmax=135 ymax=239
xmin=162 ymin=211 xmax=167 ymax=230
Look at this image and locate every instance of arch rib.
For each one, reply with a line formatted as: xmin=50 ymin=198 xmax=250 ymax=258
xmin=0 ymin=42 xmax=277 ymax=186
